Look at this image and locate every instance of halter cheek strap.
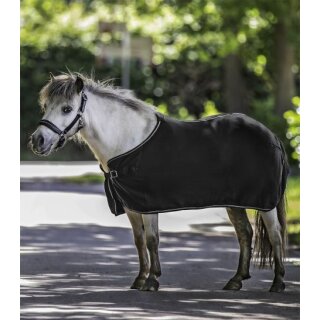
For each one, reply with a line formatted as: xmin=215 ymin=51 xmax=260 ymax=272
xmin=39 ymin=91 xmax=88 ymax=149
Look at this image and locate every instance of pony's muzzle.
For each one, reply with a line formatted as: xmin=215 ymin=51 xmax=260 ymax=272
xmin=30 ymin=129 xmax=53 ymax=155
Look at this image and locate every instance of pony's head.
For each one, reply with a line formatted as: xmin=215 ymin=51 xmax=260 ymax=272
xmin=30 ymin=73 xmax=85 ymax=156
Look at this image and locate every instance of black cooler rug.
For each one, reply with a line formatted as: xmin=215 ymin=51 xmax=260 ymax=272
xmin=102 ymin=113 xmax=289 ymax=216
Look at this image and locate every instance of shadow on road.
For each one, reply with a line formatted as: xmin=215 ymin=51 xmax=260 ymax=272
xmin=21 ymin=224 xmax=299 ymax=320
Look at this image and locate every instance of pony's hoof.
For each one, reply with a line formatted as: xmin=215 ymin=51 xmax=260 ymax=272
xmin=223 ymin=279 xmax=242 ymax=291
xmin=269 ymin=281 xmax=285 ymax=293
xmin=141 ymin=278 xmax=159 ymax=291
xmin=130 ymin=277 xmax=146 ymax=290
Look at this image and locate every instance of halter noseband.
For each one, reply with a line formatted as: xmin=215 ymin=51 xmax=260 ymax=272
xmin=39 ymin=91 xmax=88 ymax=149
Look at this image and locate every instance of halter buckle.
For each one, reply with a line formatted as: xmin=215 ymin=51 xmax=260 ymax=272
xmin=56 ymin=133 xmax=66 ymax=149
xmin=78 ymin=117 xmax=84 ymax=129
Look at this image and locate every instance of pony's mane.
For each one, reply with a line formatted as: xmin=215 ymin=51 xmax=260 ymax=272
xmin=39 ymin=72 xmax=155 ymax=112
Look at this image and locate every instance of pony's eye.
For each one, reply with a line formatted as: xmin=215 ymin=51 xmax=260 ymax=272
xmin=62 ymin=105 xmax=73 ymax=114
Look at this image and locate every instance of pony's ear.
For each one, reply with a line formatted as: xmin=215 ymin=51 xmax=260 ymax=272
xmin=75 ymin=76 xmax=84 ymax=93
xmin=49 ymin=72 xmax=55 ymax=81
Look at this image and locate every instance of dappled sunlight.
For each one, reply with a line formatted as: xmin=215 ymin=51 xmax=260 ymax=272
xmin=20 ymin=192 xmax=130 ymax=228
xmin=210 ymin=267 xmax=236 ymax=273
xmin=21 ymin=224 xmax=299 ymax=319
xmin=161 ymin=247 xmax=201 ymax=252
xmin=21 ymin=246 xmax=43 ymax=254
xmin=214 ymin=247 xmax=239 ymax=253
xmin=94 ymin=233 xmax=114 ymax=241
xmin=187 ymin=258 xmax=218 ymax=263
xmin=20 ymin=163 xmax=101 ymax=179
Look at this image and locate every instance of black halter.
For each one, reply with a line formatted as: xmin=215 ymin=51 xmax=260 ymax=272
xmin=39 ymin=91 xmax=88 ymax=149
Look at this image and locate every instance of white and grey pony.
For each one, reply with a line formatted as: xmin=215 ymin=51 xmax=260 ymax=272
xmin=30 ymin=73 xmax=287 ymax=293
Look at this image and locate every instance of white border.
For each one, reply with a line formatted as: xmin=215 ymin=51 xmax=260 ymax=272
xmin=301 ymin=1 xmax=320 ymax=319
xmin=0 ymin=0 xmax=20 ymax=317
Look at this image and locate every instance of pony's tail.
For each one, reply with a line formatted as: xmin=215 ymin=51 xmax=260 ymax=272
xmin=254 ymin=138 xmax=289 ymax=268
xmin=253 ymin=195 xmax=287 ymax=268
xmin=253 ymin=212 xmax=273 ymax=268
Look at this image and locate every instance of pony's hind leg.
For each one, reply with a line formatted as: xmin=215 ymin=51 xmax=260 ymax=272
xmin=223 ymin=207 xmax=253 ymax=291
xmin=127 ymin=211 xmax=149 ymax=290
xmin=259 ymin=208 xmax=285 ymax=292
xmin=141 ymin=213 xmax=161 ymax=291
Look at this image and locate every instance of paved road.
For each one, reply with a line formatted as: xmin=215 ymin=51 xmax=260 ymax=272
xmin=20 ymin=164 xmax=300 ymax=319
xmin=21 ymin=223 xmax=300 ymax=320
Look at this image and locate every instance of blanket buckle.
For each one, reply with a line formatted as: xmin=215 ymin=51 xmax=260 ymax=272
xmin=110 ymin=170 xmax=118 ymax=179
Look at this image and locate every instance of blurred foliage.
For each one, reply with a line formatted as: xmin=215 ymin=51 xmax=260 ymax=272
xmin=284 ymin=97 xmax=300 ymax=161
xmin=21 ymin=0 xmax=299 ymax=165
xmin=286 ymin=176 xmax=300 ymax=245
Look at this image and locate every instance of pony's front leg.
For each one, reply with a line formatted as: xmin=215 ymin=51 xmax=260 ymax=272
xmin=126 ymin=210 xmax=149 ymax=290
xmin=223 ymin=207 xmax=253 ymax=290
xmin=141 ymin=213 xmax=161 ymax=291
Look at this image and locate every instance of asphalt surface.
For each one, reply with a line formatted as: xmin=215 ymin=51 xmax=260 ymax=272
xmin=21 ymin=224 xmax=300 ymax=320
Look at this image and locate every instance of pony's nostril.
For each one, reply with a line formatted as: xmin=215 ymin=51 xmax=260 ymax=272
xmin=38 ymin=135 xmax=44 ymax=147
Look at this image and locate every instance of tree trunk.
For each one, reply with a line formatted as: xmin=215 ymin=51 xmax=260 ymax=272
xmin=275 ymin=21 xmax=295 ymax=116
xmin=223 ymin=54 xmax=248 ymax=114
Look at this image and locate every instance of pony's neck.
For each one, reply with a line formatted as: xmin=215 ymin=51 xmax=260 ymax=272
xmin=79 ymin=91 xmax=157 ymax=172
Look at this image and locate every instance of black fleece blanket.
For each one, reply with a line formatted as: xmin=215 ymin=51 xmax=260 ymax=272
xmin=102 ymin=113 xmax=288 ymax=216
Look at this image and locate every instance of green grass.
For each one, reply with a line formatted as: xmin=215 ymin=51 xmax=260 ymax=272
xmin=61 ymin=173 xmax=104 ymax=184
